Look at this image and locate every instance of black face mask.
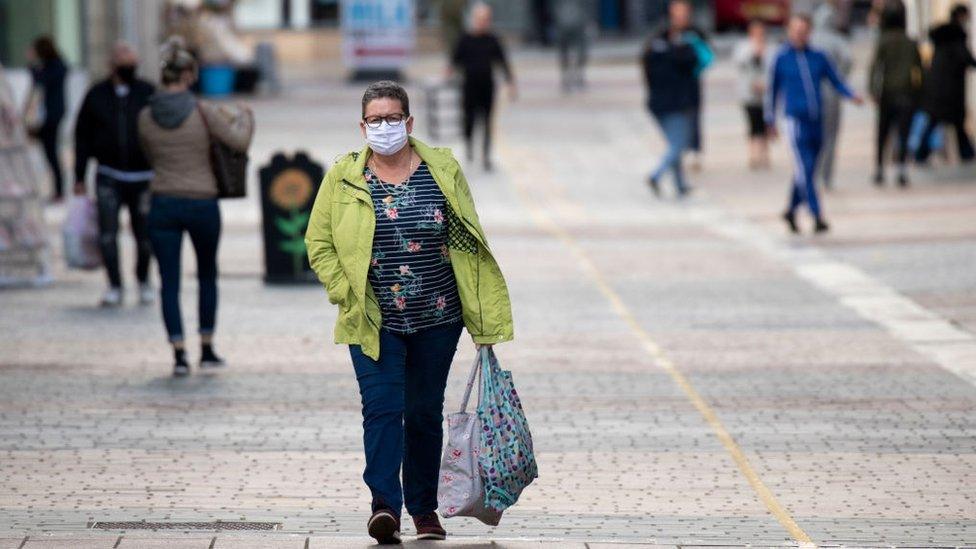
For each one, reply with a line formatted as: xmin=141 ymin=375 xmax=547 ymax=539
xmin=115 ymin=65 xmax=137 ymax=84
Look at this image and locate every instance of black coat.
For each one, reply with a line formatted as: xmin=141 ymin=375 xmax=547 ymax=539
xmin=922 ymin=22 xmax=976 ymax=121
xmin=73 ymin=78 xmax=155 ymax=182
xmin=29 ymin=58 xmax=67 ymax=128
xmin=641 ymin=34 xmax=698 ymax=115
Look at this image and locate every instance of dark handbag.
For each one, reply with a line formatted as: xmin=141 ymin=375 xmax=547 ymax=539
xmin=197 ymin=104 xmax=248 ymax=199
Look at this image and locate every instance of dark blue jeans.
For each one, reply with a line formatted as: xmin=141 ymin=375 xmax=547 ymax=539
xmin=147 ymin=194 xmax=221 ymax=343
xmin=651 ymin=109 xmax=693 ymax=193
xmin=349 ymin=321 xmax=464 ymax=518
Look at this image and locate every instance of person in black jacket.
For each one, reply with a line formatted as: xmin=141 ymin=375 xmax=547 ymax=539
xmin=642 ymin=19 xmax=699 ymax=197
xmin=73 ymin=42 xmax=156 ymax=307
xmin=26 ymin=36 xmax=67 ymax=202
xmin=450 ymin=3 xmax=515 ymax=172
xmin=915 ymin=4 xmax=976 ymax=164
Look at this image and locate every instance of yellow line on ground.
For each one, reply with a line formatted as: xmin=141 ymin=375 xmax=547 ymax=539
xmin=495 ymin=144 xmax=814 ymax=545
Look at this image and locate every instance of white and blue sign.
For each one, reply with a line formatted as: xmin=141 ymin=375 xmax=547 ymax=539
xmin=341 ymin=0 xmax=416 ymax=70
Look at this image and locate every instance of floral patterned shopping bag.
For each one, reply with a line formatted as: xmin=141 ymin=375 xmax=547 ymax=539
xmin=437 ymin=352 xmax=503 ymax=525
xmin=476 ymin=347 xmax=538 ymax=512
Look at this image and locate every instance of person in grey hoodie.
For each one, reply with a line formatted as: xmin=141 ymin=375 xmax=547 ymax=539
xmin=811 ymin=2 xmax=853 ymax=189
xmin=138 ymin=38 xmax=253 ymax=377
xmin=554 ymin=0 xmax=588 ymax=93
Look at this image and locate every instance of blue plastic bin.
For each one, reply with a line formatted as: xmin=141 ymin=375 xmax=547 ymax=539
xmin=200 ymin=65 xmax=236 ymax=97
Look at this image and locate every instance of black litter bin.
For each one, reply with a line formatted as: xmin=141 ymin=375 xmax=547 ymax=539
xmin=259 ymin=152 xmax=325 ymax=284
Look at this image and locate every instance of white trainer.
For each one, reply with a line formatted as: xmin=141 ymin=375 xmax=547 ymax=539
xmin=138 ymin=283 xmax=155 ymax=306
xmin=100 ymin=288 xmax=122 ymax=308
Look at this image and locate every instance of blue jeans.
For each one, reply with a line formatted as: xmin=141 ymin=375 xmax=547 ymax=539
xmin=349 ymin=321 xmax=464 ymax=518
xmin=784 ymin=117 xmax=824 ymax=219
xmin=147 ymin=194 xmax=221 ymax=343
xmin=651 ymin=110 xmax=692 ymax=193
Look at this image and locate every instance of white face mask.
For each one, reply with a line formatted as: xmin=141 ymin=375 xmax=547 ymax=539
xmin=365 ymin=120 xmax=409 ymax=156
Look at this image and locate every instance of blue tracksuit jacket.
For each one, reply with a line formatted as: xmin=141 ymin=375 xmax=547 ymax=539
xmin=765 ymin=44 xmax=854 ymax=124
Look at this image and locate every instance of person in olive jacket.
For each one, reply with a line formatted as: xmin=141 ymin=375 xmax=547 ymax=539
xmin=74 ymin=42 xmax=156 ymax=307
xmin=915 ymin=4 xmax=976 ymax=164
xmin=868 ymin=5 xmax=922 ymax=186
xmin=305 ymin=81 xmax=513 ymax=545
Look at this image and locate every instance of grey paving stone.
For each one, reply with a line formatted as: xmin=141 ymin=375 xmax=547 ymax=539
xmin=116 ymin=538 xmax=212 ymax=548
xmin=212 ymin=535 xmax=307 ymax=548
xmin=20 ymin=540 xmax=115 ymax=549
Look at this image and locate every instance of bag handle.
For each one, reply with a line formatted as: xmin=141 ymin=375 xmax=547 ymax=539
xmin=196 ymin=103 xmax=211 ymax=135
xmin=459 ymin=347 xmax=489 ymax=413
xmin=196 ymin=103 xmax=219 ymax=153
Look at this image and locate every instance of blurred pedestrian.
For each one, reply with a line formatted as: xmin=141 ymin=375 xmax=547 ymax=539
xmin=305 ymin=81 xmax=514 ymax=545
xmin=868 ymin=5 xmax=922 ymax=186
xmin=915 ymin=4 xmax=976 ymax=164
xmin=26 ymin=36 xmax=67 ymax=202
xmin=766 ymin=14 xmax=863 ymax=234
xmin=1 ymin=62 xmax=49 ymax=283
xmin=642 ymin=12 xmax=700 ymax=197
xmin=664 ymin=1 xmax=714 ymax=171
xmin=74 ymin=42 xmax=156 ymax=308
xmin=734 ymin=20 xmax=773 ymax=170
xmin=137 ymin=38 xmax=254 ymax=376
xmin=450 ymin=3 xmax=516 ymax=171
xmin=555 ymin=0 xmax=588 ymax=93
xmin=812 ymin=2 xmax=853 ymax=189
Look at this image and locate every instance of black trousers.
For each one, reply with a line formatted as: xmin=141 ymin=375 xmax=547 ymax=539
xmin=876 ymin=100 xmax=914 ymax=171
xmin=35 ymin=119 xmax=64 ymax=199
xmin=95 ymin=174 xmax=152 ymax=288
xmin=916 ymin=114 xmax=975 ymax=163
xmin=462 ymin=82 xmax=494 ymax=161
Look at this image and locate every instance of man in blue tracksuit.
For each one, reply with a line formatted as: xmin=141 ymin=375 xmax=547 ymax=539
xmin=766 ymin=14 xmax=863 ymax=233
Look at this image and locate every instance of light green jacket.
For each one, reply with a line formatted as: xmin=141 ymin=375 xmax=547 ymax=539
xmin=305 ymin=137 xmax=514 ymax=360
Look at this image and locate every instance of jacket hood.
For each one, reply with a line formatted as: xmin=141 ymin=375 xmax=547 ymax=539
xmin=149 ymin=91 xmax=195 ymax=129
xmin=929 ymin=22 xmax=967 ymax=44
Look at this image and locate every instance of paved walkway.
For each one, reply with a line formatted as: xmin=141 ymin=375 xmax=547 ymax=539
xmin=1 ymin=41 xmax=975 ymax=548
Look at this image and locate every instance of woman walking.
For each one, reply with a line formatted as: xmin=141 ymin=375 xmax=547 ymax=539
xmin=734 ymin=20 xmax=772 ymax=169
xmin=26 ymin=36 xmax=67 ymax=202
xmin=915 ymin=4 xmax=976 ymax=164
xmin=138 ymin=40 xmax=253 ymax=376
xmin=305 ymin=81 xmax=513 ymax=544
xmin=641 ymin=16 xmax=700 ymax=197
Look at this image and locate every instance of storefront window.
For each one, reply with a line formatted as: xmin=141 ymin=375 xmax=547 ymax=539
xmin=310 ymin=0 xmax=339 ymax=26
xmin=0 ymin=0 xmax=54 ymax=66
xmin=0 ymin=0 xmax=81 ymax=67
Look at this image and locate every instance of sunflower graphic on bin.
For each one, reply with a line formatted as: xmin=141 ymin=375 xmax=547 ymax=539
xmin=259 ymin=152 xmax=324 ymax=283
xmin=270 ymin=168 xmax=315 ymax=276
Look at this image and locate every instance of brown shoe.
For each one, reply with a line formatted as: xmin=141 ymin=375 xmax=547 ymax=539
xmin=367 ymin=507 xmax=401 ymax=544
xmin=412 ymin=512 xmax=447 ymax=540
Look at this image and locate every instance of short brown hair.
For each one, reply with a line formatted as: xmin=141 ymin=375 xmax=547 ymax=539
xmin=361 ymin=81 xmax=410 ymax=119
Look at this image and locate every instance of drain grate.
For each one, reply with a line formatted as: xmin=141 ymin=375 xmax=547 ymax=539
xmin=89 ymin=521 xmax=281 ymax=531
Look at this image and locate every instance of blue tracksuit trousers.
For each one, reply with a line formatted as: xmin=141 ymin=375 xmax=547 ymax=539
xmin=784 ymin=117 xmax=824 ymax=219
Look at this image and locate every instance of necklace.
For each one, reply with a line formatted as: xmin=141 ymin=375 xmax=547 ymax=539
xmin=369 ymin=152 xmax=418 ymax=191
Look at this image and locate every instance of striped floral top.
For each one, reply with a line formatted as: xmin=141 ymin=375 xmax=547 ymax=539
xmin=365 ymin=162 xmax=463 ymax=334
